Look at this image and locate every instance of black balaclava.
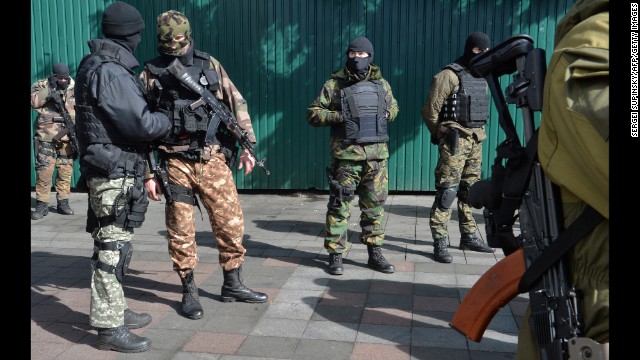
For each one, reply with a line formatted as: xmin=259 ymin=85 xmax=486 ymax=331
xmin=456 ymin=31 xmax=491 ymax=67
xmin=101 ymin=1 xmax=145 ymax=54
xmin=345 ymin=36 xmax=374 ymax=79
xmin=51 ymin=63 xmax=70 ymax=90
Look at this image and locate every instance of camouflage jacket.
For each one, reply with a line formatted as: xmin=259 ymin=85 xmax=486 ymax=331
xmin=420 ymin=68 xmax=487 ymax=142
xmin=140 ymin=53 xmax=256 ymax=158
xmin=30 ymin=77 xmax=76 ymax=143
xmin=307 ymin=64 xmax=399 ymax=161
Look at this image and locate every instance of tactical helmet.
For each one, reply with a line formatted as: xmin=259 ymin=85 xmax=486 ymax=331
xmin=157 ymin=10 xmax=192 ymax=55
xmin=102 ymin=1 xmax=144 ymax=37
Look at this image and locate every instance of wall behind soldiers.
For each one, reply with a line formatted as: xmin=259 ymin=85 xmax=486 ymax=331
xmin=30 ymin=0 xmax=573 ymax=191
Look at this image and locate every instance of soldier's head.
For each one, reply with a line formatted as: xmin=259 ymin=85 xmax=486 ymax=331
xmin=157 ymin=10 xmax=192 ymax=56
xmin=52 ymin=63 xmax=70 ymax=90
xmin=462 ymin=31 xmax=491 ymax=63
xmin=345 ymin=36 xmax=374 ymax=78
xmin=101 ymin=1 xmax=145 ymax=54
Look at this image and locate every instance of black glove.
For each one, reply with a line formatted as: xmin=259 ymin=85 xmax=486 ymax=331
xmin=430 ymin=135 xmax=438 ymax=145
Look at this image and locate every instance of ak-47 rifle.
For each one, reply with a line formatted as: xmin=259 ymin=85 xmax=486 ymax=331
xmin=448 ymin=35 xmax=606 ymax=360
xmin=165 ymin=59 xmax=270 ymax=175
xmin=49 ymin=83 xmax=79 ymax=157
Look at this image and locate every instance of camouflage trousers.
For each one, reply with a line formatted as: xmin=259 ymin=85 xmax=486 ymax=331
xmin=88 ymin=176 xmax=136 ymax=329
xmin=324 ymin=158 xmax=388 ymax=254
xmin=34 ymin=140 xmax=75 ymax=203
xmin=165 ymin=152 xmax=246 ymax=276
xmin=430 ymin=135 xmax=482 ymax=240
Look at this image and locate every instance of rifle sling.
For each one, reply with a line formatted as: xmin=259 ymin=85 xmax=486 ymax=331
xmin=517 ymin=205 xmax=604 ymax=293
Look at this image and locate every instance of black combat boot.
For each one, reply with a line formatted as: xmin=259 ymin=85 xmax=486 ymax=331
xmin=434 ymin=238 xmax=453 ymax=263
xmin=221 ymin=266 xmax=268 ymax=303
xmin=31 ymin=200 xmax=49 ymax=220
xmin=460 ymin=233 xmax=495 ymax=253
xmin=57 ymin=199 xmax=74 ymax=215
xmin=123 ymin=308 xmax=152 ymax=329
xmin=367 ymin=245 xmax=395 ymax=273
xmin=180 ymin=271 xmax=204 ymax=319
xmin=96 ymin=325 xmax=151 ymax=353
xmin=328 ymin=253 xmax=344 ymax=275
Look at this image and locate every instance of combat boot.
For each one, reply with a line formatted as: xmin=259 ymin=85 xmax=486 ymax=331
xmin=57 ymin=199 xmax=74 ymax=215
xmin=221 ymin=266 xmax=268 ymax=303
xmin=367 ymin=245 xmax=395 ymax=273
xmin=460 ymin=233 xmax=495 ymax=253
xmin=96 ymin=325 xmax=151 ymax=353
xmin=180 ymin=271 xmax=204 ymax=319
xmin=123 ymin=308 xmax=152 ymax=329
xmin=434 ymin=238 xmax=453 ymax=263
xmin=31 ymin=200 xmax=49 ymax=220
xmin=328 ymin=253 xmax=344 ymax=275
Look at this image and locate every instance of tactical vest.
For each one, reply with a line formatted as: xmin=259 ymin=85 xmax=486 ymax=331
xmin=74 ymin=41 xmax=149 ymax=153
xmin=331 ymin=80 xmax=389 ymax=144
xmin=144 ymin=50 xmax=220 ymax=150
xmin=438 ymin=63 xmax=489 ymax=128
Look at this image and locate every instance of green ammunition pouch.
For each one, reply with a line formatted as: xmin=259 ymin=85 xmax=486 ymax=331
xmin=92 ymin=240 xmax=133 ymax=283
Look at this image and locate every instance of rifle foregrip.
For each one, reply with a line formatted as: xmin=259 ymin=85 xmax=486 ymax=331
xmin=449 ymin=248 xmax=526 ymax=342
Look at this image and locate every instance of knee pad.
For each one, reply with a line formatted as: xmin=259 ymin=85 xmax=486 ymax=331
xmin=93 ymin=241 xmax=133 ymax=283
xmin=436 ymin=187 xmax=457 ymax=211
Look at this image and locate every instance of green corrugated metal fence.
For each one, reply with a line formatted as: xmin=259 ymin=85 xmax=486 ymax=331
xmin=30 ymin=0 xmax=573 ymax=191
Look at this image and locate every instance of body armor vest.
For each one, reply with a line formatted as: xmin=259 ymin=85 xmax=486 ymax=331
xmin=438 ymin=63 xmax=489 ymax=128
xmin=75 ymin=42 xmax=148 ymax=153
xmin=144 ymin=50 xmax=220 ymax=150
xmin=332 ymin=80 xmax=389 ymax=144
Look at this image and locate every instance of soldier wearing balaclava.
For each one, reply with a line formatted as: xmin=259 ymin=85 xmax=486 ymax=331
xmin=73 ymin=1 xmax=172 ymax=353
xmin=30 ymin=61 xmax=77 ymax=220
xmin=307 ymin=36 xmax=399 ymax=276
xmin=140 ymin=10 xmax=267 ymax=322
xmin=420 ymin=31 xmax=495 ymax=264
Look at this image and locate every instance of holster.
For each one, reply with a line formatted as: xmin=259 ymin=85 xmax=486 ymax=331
xmin=326 ymin=167 xmax=355 ymax=207
xmin=447 ymin=128 xmax=459 ymax=154
xmin=92 ymin=240 xmax=133 ymax=283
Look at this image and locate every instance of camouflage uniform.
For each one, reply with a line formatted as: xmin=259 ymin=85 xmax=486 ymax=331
xmin=141 ymin=11 xmax=266 ymax=314
xmin=308 ymin=64 xmax=399 ymax=254
xmin=30 ymin=76 xmax=76 ymax=204
xmin=421 ymin=32 xmax=494 ymax=262
xmin=516 ymin=0 xmax=609 ymax=357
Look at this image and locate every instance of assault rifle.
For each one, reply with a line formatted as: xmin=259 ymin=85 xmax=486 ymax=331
xmin=49 ymin=84 xmax=79 ymax=157
xmin=165 ymin=59 xmax=270 ymax=175
xmin=448 ymin=35 xmax=606 ymax=359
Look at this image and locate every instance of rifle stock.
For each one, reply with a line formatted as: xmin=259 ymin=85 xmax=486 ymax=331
xmin=449 ymin=247 xmax=525 ymax=342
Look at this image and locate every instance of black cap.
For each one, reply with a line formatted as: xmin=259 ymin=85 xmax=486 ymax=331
xmin=102 ymin=1 xmax=145 ymax=37
xmin=346 ymin=36 xmax=374 ymax=59
xmin=52 ymin=63 xmax=69 ymax=77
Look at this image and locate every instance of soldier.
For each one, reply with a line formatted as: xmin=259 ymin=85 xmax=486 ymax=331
xmin=141 ymin=10 xmax=267 ymax=321
xmin=74 ymin=1 xmax=172 ymax=353
xmin=516 ymin=0 xmax=609 ymax=358
xmin=307 ymin=36 xmax=399 ymax=276
xmin=420 ymin=32 xmax=495 ymax=263
xmin=30 ymin=62 xmax=76 ymax=219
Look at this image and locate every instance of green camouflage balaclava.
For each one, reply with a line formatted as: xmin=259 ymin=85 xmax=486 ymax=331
xmin=157 ymin=10 xmax=192 ymax=55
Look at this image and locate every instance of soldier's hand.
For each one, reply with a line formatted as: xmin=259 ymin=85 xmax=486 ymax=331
xmin=238 ymin=148 xmax=255 ymax=176
xmin=145 ymin=177 xmax=162 ymax=201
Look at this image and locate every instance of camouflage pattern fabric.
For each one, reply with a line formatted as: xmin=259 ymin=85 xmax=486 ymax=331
xmin=156 ymin=10 xmax=192 ymax=55
xmin=34 ymin=141 xmax=74 ymax=202
xmin=307 ymin=65 xmax=399 ymax=161
xmin=87 ymin=176 xmax=136 ymax=329
xmin=30 ymin=78 xmax=76 ymax=142
xmin=165 ymin=153 xmax=246 ymax=275
xmin=429 ymin=135 xmax=482 ymax=240
xmin=324 ymin=158 xmax=388 ymax=254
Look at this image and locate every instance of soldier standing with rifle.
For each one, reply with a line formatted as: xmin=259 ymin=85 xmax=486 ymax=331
xmin=141 ymin=10 xmax=267 ymax=321
xmin=30 ymin=62 xmax=77 ymax=219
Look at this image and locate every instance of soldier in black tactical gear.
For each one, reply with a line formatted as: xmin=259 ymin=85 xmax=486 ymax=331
xmin=30 ymin=62 xmax=77 ymax=219
xmin=74 ymin=1 xmax=172 ymax=353
xmin=421 ymin=32 xmax=495 ymax=263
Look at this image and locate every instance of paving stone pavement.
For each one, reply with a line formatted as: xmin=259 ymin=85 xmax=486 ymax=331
xmin=31 ymin=191 xmax=528 ymax=359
